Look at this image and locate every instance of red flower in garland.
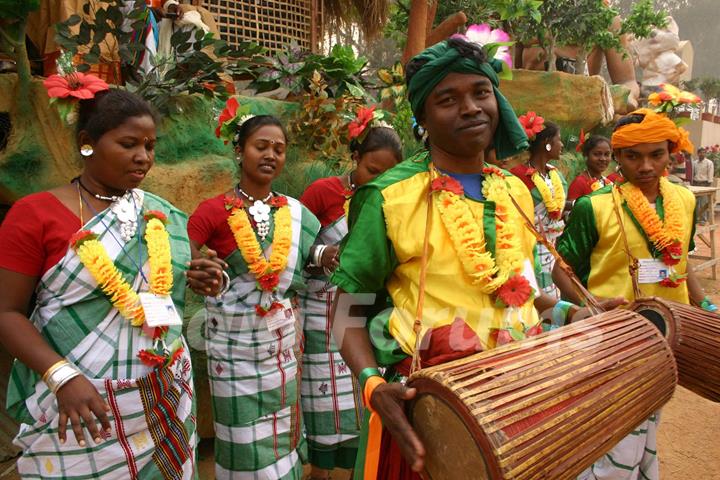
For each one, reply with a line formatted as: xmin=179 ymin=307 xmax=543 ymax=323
xmin=255 ymin=302 xmax=284 ymax=317
xmin=168 ymin=347 xmax=185 ymax=367
xmin=348 ymin=106 xmax=376 ymax=140
xmin=224 ymin=195 xmax=244 ymax=211
xmin=258 ymin=273 xmax=280 ymax=291
xmin=144 ymin=210 xmax=168 ymax=224
xmin=660 ymin=277 xmax=685 ymax=288
xmin=43 ymin=73 xmax=109 ymax=100
xmin=431 ymin=176 xmax=464 ymax=195
xmin=661 ymin=242 xmax=683 ymax=266
xmin=525 ymin=323 xmax=544 ymax=337
xmin=215 ymin=97 xmax=240 ymax=140
xmin=269 ymin=195 xmax=288 ymax=208
xmin=518 ymin=111 xmax=545 ymax=141
xmin=490 ymin=328 xmax=514 ymax=347
xmin=138 ymin=349 xmax=167 ymax=368
xmin=496 ymin=275 xmax=533 ymax=307
xmin=482 ymin=166 xmax=505 ymax=178
xmin=548 ymin=209 xmax=563 ymax=221
xmin=69 ymin=230 xmax=97 ymax=249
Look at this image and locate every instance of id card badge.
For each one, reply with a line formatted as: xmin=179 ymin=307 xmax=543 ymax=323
xmin=139 ymin=293 xmax=183 ymax=327
xmin=638 ymin=258 xmax=669 ymax=284
xmin=266 ymin=298 xmax=295 ymax=332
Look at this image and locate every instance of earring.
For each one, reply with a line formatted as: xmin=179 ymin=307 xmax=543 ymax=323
xmin=545 ymin=144 xmax=552 ymax=152
xmin=80 ymin=144 xmax=93 ymax=157
xmin=417 ymin=125 xmax=425 ymax=137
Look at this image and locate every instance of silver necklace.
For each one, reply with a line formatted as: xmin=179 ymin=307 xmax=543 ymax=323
xmin=237 ymin=187 xmax=273 ymax=241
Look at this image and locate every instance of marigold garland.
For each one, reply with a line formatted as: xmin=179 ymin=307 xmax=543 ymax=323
xmin=227 ymin=196 xmax=292 ymax=291
xmin=144 ymin=211 xmax=173 ymax=296
xmin=431 ymin=165 xmax=530 ymax=305
xmin=530 ymin=168 xmax=565 ymax=220
xmin=619 ymin=177 xmax=687 ymax=287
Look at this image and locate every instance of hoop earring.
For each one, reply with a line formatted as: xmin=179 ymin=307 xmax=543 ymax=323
xmin=80 ymin=144 xmax=93 ymax=157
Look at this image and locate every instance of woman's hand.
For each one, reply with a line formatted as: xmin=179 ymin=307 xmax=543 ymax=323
xmin=186 ymin=249 xmax=228 ymax=296
xmin=320 ymin=245 xmax=340 ymax=272
xmin=56 ymin=375 xmax=111 ymax=446
xmin=370 ymin=382 xmax=426 ymax=472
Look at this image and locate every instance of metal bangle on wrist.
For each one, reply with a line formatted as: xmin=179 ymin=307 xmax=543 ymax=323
xmin=43 ymin=359 xmax=81 ymax=394
xmin=215 ymin=270 xmax=231 ymax=298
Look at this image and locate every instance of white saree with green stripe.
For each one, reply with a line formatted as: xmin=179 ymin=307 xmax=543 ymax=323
xmin=7 ymin=190 xmax=196 ymax=480
xmin=298 ymin=215 xmax=363 ymax=470
xmin=204 ymin=197 xmax=319 ymax=479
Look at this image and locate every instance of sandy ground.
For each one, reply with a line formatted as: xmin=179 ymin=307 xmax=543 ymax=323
xmin=2 ymin=213 xmax=719 ymax=480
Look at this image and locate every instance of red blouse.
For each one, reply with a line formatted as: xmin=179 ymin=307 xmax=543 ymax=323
xmin=300 ymin=176 xmax=348 ymax=228
xmin=0 ymin=192 xmax=82 ymax=277
xmin=567 ymin=172 xmax=622 ymax=201
xmin=187 ymin=193 xmax=239 ymax=260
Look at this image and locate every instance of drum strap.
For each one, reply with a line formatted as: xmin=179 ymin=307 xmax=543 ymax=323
xmin=508 ymin=194 xmax=603 ymax=313
xmin=610 ymin=185 xmax=644 ymax=300
xmin=410 ymin=168 xmax=435 ymax=374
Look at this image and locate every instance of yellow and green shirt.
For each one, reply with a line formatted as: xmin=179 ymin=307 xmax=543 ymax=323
xmin=331 ymin=153 xmax=540 ymax=366
xmin=557 ymin=182 xmax=696 ymax=304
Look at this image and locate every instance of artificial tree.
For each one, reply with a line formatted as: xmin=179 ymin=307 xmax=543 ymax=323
xmin=0 ymin=0 xmax=40 ymax=115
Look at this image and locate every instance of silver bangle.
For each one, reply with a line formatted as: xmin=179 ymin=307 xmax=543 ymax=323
xmin=216 ymin=270 xmax=231 ymax=298
xmin=311 ymin=245 xmax=327 ymax=268
xmin=45 ymin=363 xmax=81 ymax=394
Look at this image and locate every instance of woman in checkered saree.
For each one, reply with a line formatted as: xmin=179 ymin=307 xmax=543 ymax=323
xmin=0 ymin=89 xmax=225 ymax=478
xmin=298 ymin=125 xmax=402 ymax=479
xmin=188 ymin=112 xmax=320 ymax=479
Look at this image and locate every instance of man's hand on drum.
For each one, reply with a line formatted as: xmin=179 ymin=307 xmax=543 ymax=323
xmin=370 ymin=382 xmax=426 ymax=472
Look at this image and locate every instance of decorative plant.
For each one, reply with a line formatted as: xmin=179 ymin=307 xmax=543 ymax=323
xmin=0 ymin=0 xmax=41 ymax=114
xmin=376 ymin=61 xmax=405 ymax=108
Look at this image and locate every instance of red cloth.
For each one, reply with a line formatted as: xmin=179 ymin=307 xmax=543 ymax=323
xmin=299 ymin=176 xmax=347 ymax=227
xmin=187 ymin=193 xmax=237 ymax=259
xmin=509 ymin=164 xmax=536 ymax=192
xmin=377 ymin=428 xmax=422 ymax=480
xmin=0 ymin=192 xmax=81 ymax=277
xmin=567 ymin=172 xmax=622 ymax=201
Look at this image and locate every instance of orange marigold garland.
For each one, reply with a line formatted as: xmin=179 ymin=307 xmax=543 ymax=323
xmin=227 ymin=195 xmax=291 ymax=292
xmin=619 ymin=178 xmax=687 ymax=287
xmin=529 ymin=167 xmax=565 ymax=220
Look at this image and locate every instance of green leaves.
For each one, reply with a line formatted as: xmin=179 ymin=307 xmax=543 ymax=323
xmin=0 ymin=0 xmax=40 ymax=20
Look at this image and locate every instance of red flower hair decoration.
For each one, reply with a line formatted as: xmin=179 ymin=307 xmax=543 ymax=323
xmin=518 ymin=111 xmax=545 ymax=141
xmin=44 ymin=72 xmax=109 ymax=100
xmin=348 ymin=105 xmax=377 ymax=141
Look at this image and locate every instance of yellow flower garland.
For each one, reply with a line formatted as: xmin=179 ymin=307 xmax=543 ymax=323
xmin=531 ymin=168 xmax=565 ymax=217
xmin=619 ymin=177 xmax=684 ymax=252
xmin=74 ymin=213 xmax=173 ymax=326
xmin=227 ymin=202 xmax=292 ymax=284
xmin=432 ymin=166 xmax=526 ymax=296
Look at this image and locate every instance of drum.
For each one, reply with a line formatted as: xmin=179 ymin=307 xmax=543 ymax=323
xmin=406 ymin=310 xmax=676 ymax=480
xmin=630 ymin=296 xmax=720 ymax=402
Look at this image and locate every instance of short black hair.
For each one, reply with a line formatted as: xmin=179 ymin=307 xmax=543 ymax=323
xmin=581 ymin=135 xmax=611 ymax=157
xmin=350 ymin=126 xmax=402 ymax=162
xmin=77 ymin=89 xmax=158 ymax=143
xmin=405 ymin=37 xmax=489 ymax=122
xmin=529 ymin=120 xmax=560 ymax=153
xmin=234 ymin=115 xmax=288 ymax=150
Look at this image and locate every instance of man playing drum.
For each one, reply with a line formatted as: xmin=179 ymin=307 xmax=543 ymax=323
xmin=330 ymin=37 xmax=623 ymax=479
xmin=554 ymin=108 xmax=718 ymax=479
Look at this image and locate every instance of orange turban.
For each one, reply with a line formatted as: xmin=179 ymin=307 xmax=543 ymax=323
xmin=611 ymin=108 xmax=694 ymax=154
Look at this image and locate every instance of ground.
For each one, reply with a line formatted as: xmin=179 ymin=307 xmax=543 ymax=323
xmin=1 ymin=213 xmax=719 ymax=480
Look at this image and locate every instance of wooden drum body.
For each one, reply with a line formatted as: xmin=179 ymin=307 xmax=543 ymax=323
xmin=630 ymin=297 xmax=720 ymax=402
xmin=406 ymin=310 xmax=677 ymax=480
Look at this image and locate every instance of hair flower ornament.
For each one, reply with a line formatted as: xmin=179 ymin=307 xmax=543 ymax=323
xmin=518 ymin=111 xmax=545 ymax=141
xmin=215 ymin=97 xmax=254 ymax=145
xmin=346 ymin=105 xmax=394 ymax=144
xmin=451 ymin=23 xmax=514 ymax=80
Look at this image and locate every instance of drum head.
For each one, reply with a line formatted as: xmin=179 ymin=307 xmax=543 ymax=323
xmin=409 ymin=393 xmax=491 ymax=480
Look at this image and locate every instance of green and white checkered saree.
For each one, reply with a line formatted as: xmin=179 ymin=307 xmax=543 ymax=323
xmin=7 ymin=190 xmax=196 ymax=480
xmin=299 ymin=215 xmax=363 ymax=469
xmin=204 ymin=197 xmax=319 ymax=479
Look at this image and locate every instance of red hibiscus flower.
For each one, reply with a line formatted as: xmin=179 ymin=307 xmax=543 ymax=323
xmin=43 ymin=73 xmax=109 ymax=100
xmin=661 ymin=242 xmax=683 ymax=266
xmin=138 ymin=349 xmax=167 ymax=369
xmin=430 ymin=176 xmax=464 ymax=195
xmin=215 ymin=97 xmax=240 ymax=140
xmin=224 ymin=195 xmax=244 ymax=211
xmin=490 ymin=328 xmax=515 ymax=347
xmin=518 ymin=111 xmax=545 ymax=141
xmin=496 ymin=275 xmax=533 ymax=307
xmin=660 ymin=277 xmax=684 ymax=288
xmin=69 ymin=229 xmax=97 ymax=249
xmin=258 ymin=273 xmax=280 ymax=291
xmin=347 ymin=106 xmax=376 ymax=140
xmin=269 ymin=195 xmax=288 ymax=208
xmin=143 ymin=210 xmax=168 ymax=224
